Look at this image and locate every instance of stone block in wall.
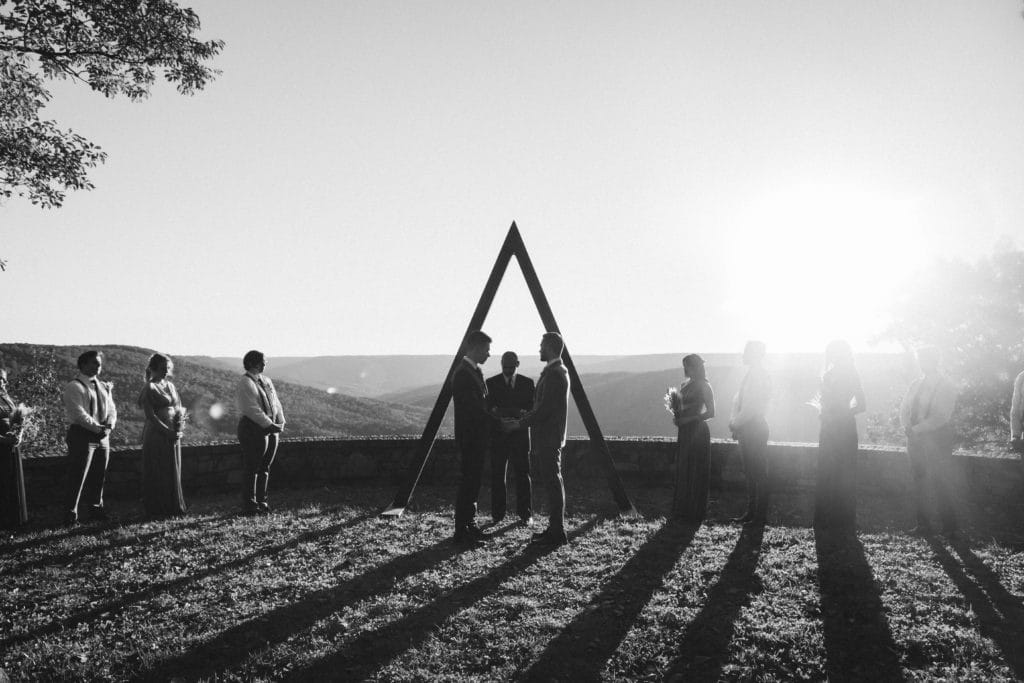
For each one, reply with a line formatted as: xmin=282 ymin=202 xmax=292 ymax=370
xmin=342 ymin=452 xmax=376 ymax=479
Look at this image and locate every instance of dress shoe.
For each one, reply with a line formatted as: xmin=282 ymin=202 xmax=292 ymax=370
xmin=519 ymin=516 xmax=534 ymax=527
xmin=240 ymin=505 xmax=260 ymax=517
xmin=731 ymin=514 xmax=754 ymax=524
xmin=491 ymin=515 xmax=506 ymax=526
xmin=257 ymin=502 xmax=271 ymax=514
xmin=88 ymin=505 xmax=109 ymax=522
xmin=465 ymin=525 xmax=490 ymax=541
xmin=63 ymin=513 xmax=79 ymax=528
xmin=531 ymin=529 xmax=569 ymax=546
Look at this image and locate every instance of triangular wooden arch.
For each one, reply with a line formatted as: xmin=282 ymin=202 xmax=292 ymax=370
xmin=382 ymin=222 xmax=637 ymax=517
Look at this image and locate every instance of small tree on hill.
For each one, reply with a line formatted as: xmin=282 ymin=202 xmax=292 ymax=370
xmin=882 ymin=242 xmax=1024 ymax=451
xmin=0 ymin=0 xmax=223 ymax=217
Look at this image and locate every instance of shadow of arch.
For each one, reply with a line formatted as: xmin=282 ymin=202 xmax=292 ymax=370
xmin=283 ymin=516 xmax=605 ymax=682
xmin=0 ymin=511 xmax=377 ymax=649
xmin=663 ymin=522 xmax=765 ymax=680
xmin=521 ymin=519 xmax=699 ymax=681
xmin=928 ymin=536 xmax=1024 ymax=678
xmin=815 ymin=527 xmax=905 ymax=683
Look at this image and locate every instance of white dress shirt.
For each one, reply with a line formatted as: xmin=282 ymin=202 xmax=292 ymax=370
xmin=899 ymin=373 xmax=957 ymax=436
xmin=235 ymin=372 xmax=285 ymax=429
xmin=1011 ymin=370 xmax=1024 ymax=440
xmin=63 ymin=373 xmax=117 ymax=434
xmin=731 ymin=365 xmax=771 ymax=427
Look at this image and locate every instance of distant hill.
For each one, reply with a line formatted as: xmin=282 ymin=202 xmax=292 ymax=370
xmin=205 ymin=353 xmax=751 ymax=399
xmin=0 ymin=344 xmax=432 ymax=456
xmin=381 ymin=354 xmax=913 ymax=445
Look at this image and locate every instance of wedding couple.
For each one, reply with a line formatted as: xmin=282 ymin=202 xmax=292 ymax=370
xmin=452 ymin=330 xmax=570 ymax=548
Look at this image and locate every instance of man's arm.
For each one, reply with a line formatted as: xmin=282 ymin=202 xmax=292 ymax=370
xmin=106 ymin=384 xmax=118 ymax=430
xmin=266 ymin=378 xmax=286 ymax=426
xmin=731 ymin=372 xmax=770 ymax=427
xmin=911 ymin=380 xmax=957 ymax=435
xmin=1011 ymin=372 xmax=1024 ymax=440
xmin=452 ymin=369 xmax=493 ymax=422
xmin=898 ymin=381 xmax=917 ymax=432
xmin=62 ymin=381 xmax=103 ymax=433
xmin=521 ymin=371 xmax=567 ymax=428
xmin=236 ymin=378 xmax=274 ymax=428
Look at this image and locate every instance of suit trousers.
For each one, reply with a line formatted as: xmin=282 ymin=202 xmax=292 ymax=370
xmin=65 ymin=426 xmax=110 ymax=518
xmin=455 ymin=435 xmax=487 ymax=532
xmin=908 ymin=433 xmax=958 ymax=532
xmin=737 ymin=419 xmax=770 ymax=520
xmin=535 ymin=446 xmax=565 ymax=533
xmin=238 ymin=419 xmax=279 ymax=507
xmin=490 ymin=433 xmax=532 ymax=521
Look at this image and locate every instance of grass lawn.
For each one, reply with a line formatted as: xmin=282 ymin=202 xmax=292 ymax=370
xmin=2 ymin=481 xmax=1024 ymax=681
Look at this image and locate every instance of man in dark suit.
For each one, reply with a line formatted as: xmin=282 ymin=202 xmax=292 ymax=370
xmin=507 ymin=332 xmax=570 ymax=546
xmin=452 ymin=329 xmax=498 ymax=547
xmin=486 ymin=351 xmax=535 ymax=525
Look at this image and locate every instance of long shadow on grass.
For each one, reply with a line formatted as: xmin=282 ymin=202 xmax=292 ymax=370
xmin=0 ymin=515 xmax=225 ymax=576
xmin=522 ymin=519 xmax=699 ymax=681
xmin=815 ymin=527 xmax=905 ymax=683
xmin=0 ymin=511 xmax=376 ymax=649
xmin=662 ymin=522 xmax=765 ymax=680
xmin=928 ymin=536 xmax=1024 ymax=677
xmin=145 ymin=520 xmax=524 ymax=681
xmin=282 ymin=517 xmax=604 ymax=682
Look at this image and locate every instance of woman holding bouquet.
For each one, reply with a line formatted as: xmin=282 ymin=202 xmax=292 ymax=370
xmin=139 ymin=354 xmax=187 ymax=516
xmin=0 ymin=368 xmax=28 ymax=530
xmin=814 ymin=340 xmax=866 ymax=532
xmin=671 ymin=354 xmax=716 ymax=522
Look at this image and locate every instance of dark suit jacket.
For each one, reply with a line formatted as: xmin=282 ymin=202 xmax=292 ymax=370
xmin=486 ymin=372 xmax=535 ymax=449
xmin=451 ymin=359 xmax=493 ymax=447
xmin=521 ymin=360 xmax=570 ymax=452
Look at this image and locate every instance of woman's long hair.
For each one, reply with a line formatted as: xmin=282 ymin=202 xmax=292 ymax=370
xmin=682 ymin=353 xmax=707 ymax=382
xmin=823 ymin=340 xmax=854 ymax=376
xmin=138 ymin=353 xmax=173 ymax=407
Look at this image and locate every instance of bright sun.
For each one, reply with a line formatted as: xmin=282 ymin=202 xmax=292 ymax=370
xmin=724 ymin=183 xmax=925 ymax=352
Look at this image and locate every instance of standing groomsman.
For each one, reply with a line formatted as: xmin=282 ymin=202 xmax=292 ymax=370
xmin=236 ymin=350 xmax=285 ymax=516
xmin=511 ymin=332 xmax=570 ymax=546
xmin=486 ymin=351 xmax=535 ymax=525
xmin=728 ymin=340 xmax=772 ymax=525
xmin=62 ymin=350 xmax=117 ymax=526
xmin=452 ymin=330 xmax=498 ymax=547
xmin=900 ymin=347 xmax=959 ymax=537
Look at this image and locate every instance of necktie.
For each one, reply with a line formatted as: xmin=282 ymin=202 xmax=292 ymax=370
xmin=91 ymin=379 xmax=103 ymax=422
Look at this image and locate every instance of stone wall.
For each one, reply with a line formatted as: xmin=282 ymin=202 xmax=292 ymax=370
xmin=22 ymin=437 xmax=1024 ymax=507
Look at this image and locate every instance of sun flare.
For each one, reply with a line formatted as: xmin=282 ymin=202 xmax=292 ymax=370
xmin=725 ymin=184 xmax=925 ymax=351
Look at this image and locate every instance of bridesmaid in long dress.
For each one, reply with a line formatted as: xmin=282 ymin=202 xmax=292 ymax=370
xmin=814 ymin=340 xmax=866 ymax=532
xmin=672 ymin=354 xmax=716 ymax=522
xmin=0 ymin=368 xmax=28 ymax=530
xmin=139 ymin=354 xmax=187 ymax=516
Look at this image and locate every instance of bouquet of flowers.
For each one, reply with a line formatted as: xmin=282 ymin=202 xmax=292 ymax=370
xmin=171 ymin=406 xmax=188 ymax=438
xmin=804 ymin=391 xmax=822 ymax=415
xmin=664 ymin=387 xmax=682 ymax=420
xmin=10 ymin=403 xmax=35 ymax=440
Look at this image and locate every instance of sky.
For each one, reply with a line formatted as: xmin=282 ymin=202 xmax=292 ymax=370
xmin=3 ymin=1 xmax=1024 ymax=359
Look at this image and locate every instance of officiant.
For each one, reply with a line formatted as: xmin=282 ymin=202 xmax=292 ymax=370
xmin=486 ymin=351 xmax=535 ymax=525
